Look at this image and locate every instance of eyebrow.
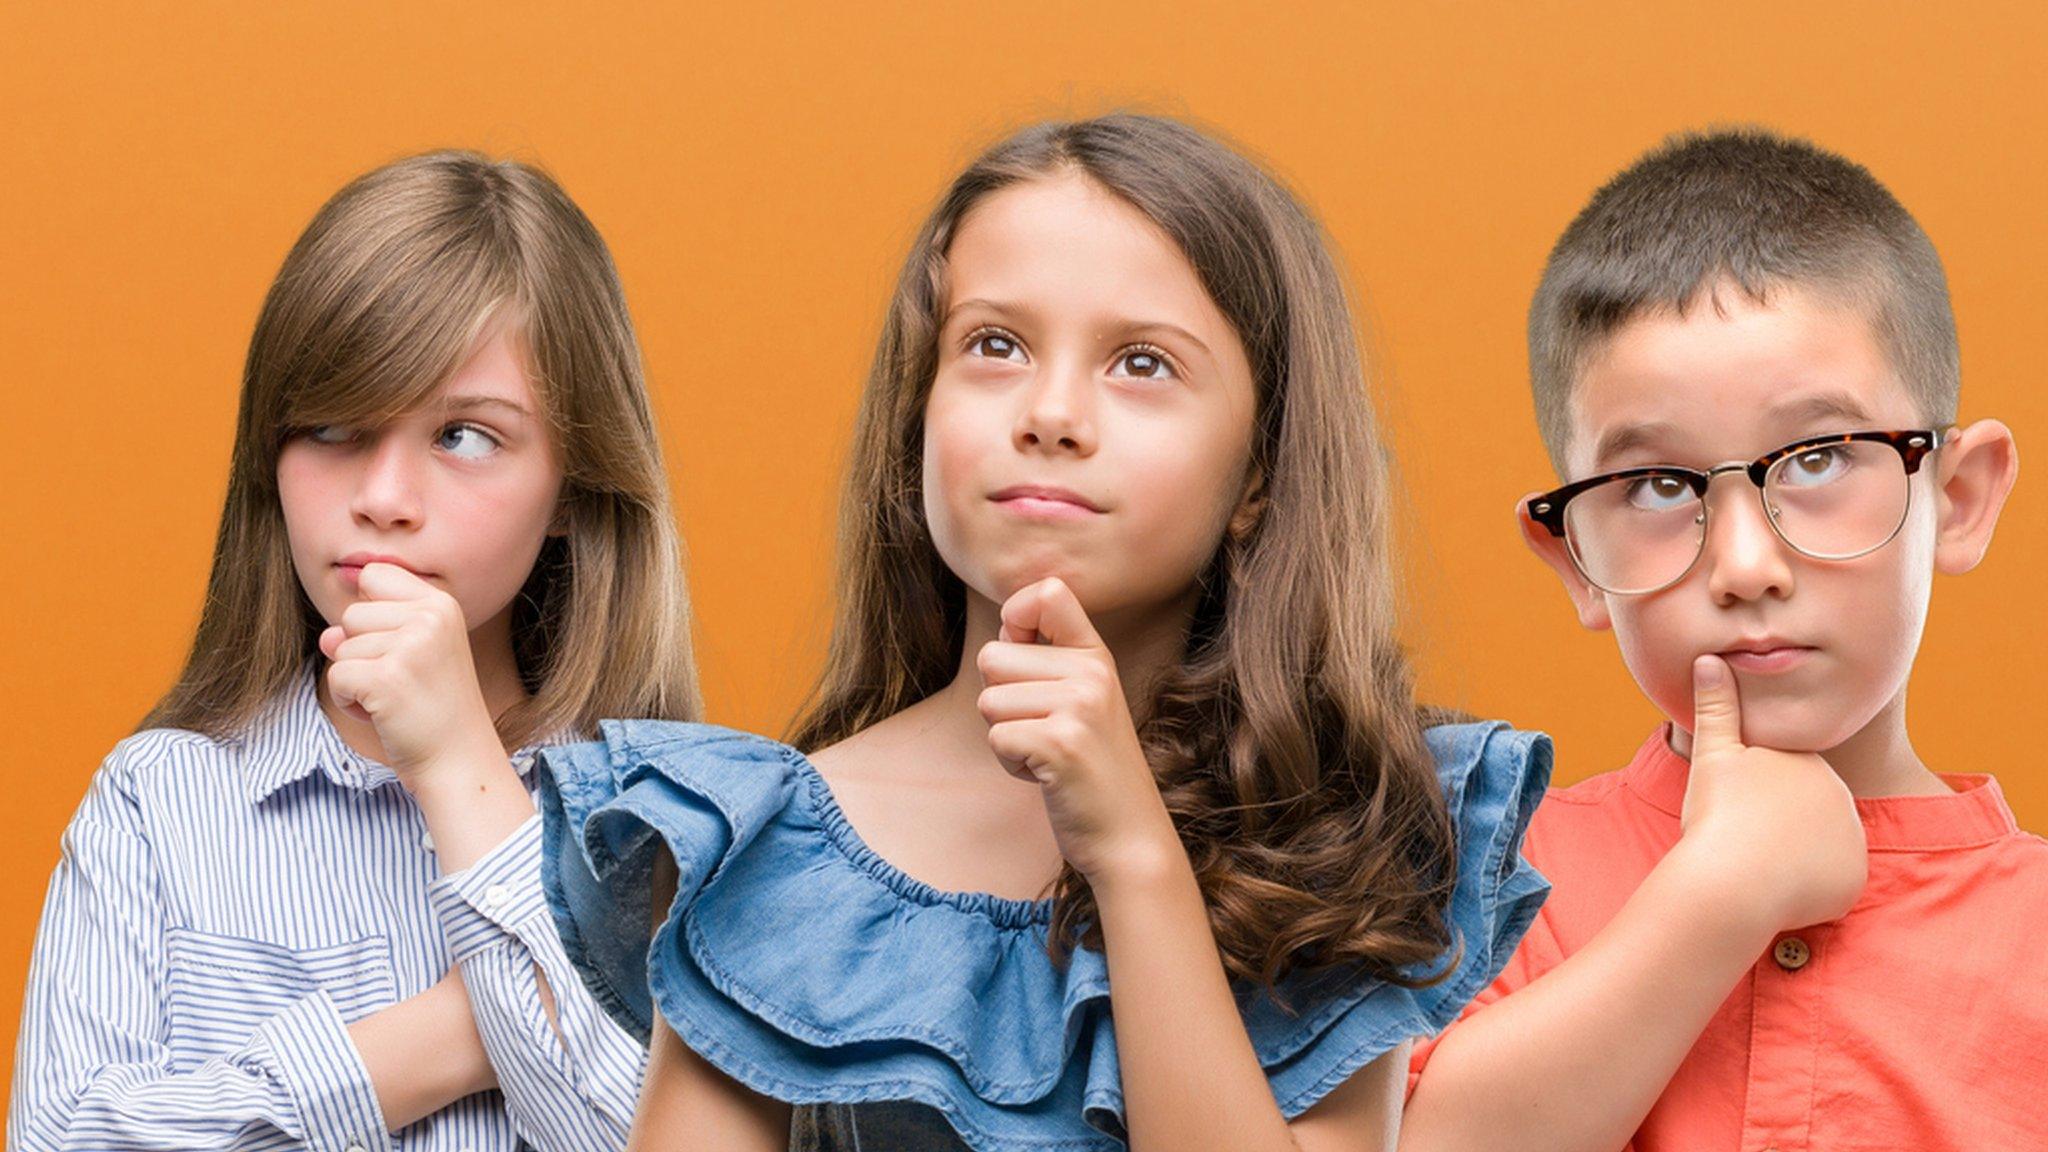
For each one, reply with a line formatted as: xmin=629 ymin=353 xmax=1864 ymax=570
xmin=1591 ymin=421 xmax=1679 ymax=470
xmin=439 ymin=395 xmax=533 ymax=420
xmin=1765 ymin=390 xmax=1874 ymax=426
xmin=943 ymin=298 xmax=1215 ymax=358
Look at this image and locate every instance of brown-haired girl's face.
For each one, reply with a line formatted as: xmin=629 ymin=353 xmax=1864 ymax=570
xmin=922 ymin=172 xmax=1258 ymax=627
xmin=276 ymin=324 xmax=564 ymax=649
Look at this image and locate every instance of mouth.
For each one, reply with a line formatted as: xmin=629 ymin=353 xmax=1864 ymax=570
xmin=1714 ymin=639 xmax=1817 ymax=675
xmin=334 ymin=553 xmax=431 ymax=586
xmin=989 ymin=484 xmax=1105 ymax=520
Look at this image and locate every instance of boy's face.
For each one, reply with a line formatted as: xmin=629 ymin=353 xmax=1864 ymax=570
xmin=1528 ymin=284 xmax=1960 ymax=755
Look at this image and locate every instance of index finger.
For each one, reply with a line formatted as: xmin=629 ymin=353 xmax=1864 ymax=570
xmin=999 ymin=578 xmax=1103 ymax=651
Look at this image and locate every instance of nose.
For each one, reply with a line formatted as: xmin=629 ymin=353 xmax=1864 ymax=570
xmin=1700 ymin=473 xmax=1795 ymax=604
xmin=350 ymin=434 xmax=424 ymax=531
xmin=1012 ymin=358 xmax=1097 ymax=456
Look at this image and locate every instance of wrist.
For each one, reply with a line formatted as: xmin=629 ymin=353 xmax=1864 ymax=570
xmin=1085 ymin=825 xmax=1195 ymax=904
xmin=406 ymin=731 xmax=517 ymax=803
xmin=1654 ymin=837 xmax=1788 ymax=950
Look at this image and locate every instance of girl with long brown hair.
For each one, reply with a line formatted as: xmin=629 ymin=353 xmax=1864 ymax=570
xmin=12 ymin=151 xmax=695 ymax=1150
xmin=538 ymin=113 xmax=1550 ymax=1151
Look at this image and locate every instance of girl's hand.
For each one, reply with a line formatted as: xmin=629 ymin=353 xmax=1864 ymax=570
xmin=1677 ymin=655 xmax=1868 ymax=935
xmin=975 ymin=578 xmax=1181 ymax=885
xmin=319 ymin=561 xmax=502 ymax=785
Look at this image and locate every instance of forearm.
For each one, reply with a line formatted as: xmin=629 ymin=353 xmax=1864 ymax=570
xmin=347 ymin=977 xmax=494 ymax=1132
xmin=431 ymin=813 xmax=644 ymax=1148
xmin=1400 ymin=839 xmax=1775 ymax=1152
xmin=1094 ymin=853 xmax=1308 ymax=1152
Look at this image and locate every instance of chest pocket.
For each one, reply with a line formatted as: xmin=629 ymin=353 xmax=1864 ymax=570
xmin=163 ymin=927 xmax=398 ymax=1067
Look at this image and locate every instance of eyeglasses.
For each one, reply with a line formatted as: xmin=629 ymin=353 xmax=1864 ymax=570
xmin=1526 ymin=429 xmax=1944 ymax=596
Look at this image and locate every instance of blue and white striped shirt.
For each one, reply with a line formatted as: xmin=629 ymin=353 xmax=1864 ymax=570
xmin=9 ymin=667 xmax=646 ymax=1151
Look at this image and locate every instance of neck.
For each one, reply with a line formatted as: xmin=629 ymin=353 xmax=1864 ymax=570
xmin=1667 ymin=688 xmax=1948 ymax=799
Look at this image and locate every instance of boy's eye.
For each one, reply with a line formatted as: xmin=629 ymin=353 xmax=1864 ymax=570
xmin=1622 ymin=474 xmax=1696 ymax=512
xmin=1109 ymin=347 xmax=1176 ymax=380
xmin=966 ymin=330 xmax=1026 ymax=362
xmin=1777 ymin=445 xmax=1850 ymax=487
xmin=436 ymin=423 xmax=501 ymax=459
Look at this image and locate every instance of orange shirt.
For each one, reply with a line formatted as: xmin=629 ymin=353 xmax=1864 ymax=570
xmin=1411 ymin=728 xmax=2048 ymax=1151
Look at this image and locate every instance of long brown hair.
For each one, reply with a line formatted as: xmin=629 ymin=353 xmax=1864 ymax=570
xmin=146 ymin=150 xmax=699 ymax=746
xmin=790 ymin=115 xmax=1458 ymax=990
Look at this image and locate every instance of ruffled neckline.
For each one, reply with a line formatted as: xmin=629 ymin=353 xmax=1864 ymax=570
xmin=538 ymin=718 xmax=1554 ymax=1152
xmin=785 ymin=745 xmax=1057 ymax=929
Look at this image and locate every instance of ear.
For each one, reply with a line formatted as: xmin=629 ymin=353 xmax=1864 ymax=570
xmin=1226 ymin=462 xmax=1267 ymax=542
xmin=1932 ymin=419 xmax=2019 ymax=575
xmin=547 ymin=495 xmax=573 ymax=539
xmin=1517 ymin=492 xmax=1612 ymax=631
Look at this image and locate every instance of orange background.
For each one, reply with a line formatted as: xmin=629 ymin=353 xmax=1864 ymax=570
xmin=3 ymin=1 xmax=2042 ymax=1095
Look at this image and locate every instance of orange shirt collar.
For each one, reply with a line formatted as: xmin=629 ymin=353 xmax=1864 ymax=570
xmin=1622 ymin=725 xmax=2019 ymax=851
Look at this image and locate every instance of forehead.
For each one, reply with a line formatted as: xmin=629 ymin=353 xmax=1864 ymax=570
xmin=1564 ymin=283 xmax=1924 ymax=477
xmin=945 ymin=173 xmax=1228 ymax=336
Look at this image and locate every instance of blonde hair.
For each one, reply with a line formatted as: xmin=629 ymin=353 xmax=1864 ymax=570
xmin=147 ymin=150 xmax=699 ymax=745
xmin=791 ymin=116 xmax=1457 ymax=990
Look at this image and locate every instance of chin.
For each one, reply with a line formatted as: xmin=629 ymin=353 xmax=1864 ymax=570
xmin=1731 ymin=701 xmax=1872 ymax=755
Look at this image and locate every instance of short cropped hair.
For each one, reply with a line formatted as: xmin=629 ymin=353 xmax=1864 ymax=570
xmin=1529 ymin=128 xmax=1958 ymax=472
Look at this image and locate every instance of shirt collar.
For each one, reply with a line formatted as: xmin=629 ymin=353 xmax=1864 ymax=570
xmin=1624 ymin=724 xmax=2020 ymax=851
xmin=238 ymin=663 xmax=561 ymax=805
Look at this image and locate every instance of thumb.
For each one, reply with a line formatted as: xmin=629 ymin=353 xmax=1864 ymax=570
xmin=1689 ymin=655 xmax=1745 ymax=759
xmin=318 ymin=625 xmax=346 ymax=661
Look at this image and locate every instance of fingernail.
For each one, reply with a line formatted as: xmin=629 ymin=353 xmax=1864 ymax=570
xmin=1694 ymin=656 xmax=1726 ymax=689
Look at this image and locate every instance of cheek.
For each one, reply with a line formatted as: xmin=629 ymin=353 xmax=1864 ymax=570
xmin=919 ymin=392 xmax=994 ymax=550
xmin=1606 ymin=599 xmax=1697 ymax=721
xmin=454 ymin=474 xmax=559 ymax=564
xmin=274 ymin=453 xmax=341 ymax=557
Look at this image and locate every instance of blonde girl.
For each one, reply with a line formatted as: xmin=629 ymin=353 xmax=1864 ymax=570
xmin=11 ymin=151 xmax=694 ymax=1151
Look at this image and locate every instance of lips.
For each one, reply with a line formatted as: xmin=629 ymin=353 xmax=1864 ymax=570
xmin=1714 ymin=639 xmax=1817 ymax=674
xmin=989 ymin=484 xmax=1104 ymax=517
xmin=334 ymin=553 xmax=432 ymax=584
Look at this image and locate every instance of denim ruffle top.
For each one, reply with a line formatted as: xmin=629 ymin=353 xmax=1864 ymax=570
xmin=537 ymin=721 xmax=1551 ymax=1151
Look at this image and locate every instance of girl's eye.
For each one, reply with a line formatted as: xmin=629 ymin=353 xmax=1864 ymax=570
xmin=305 ymin=425 xmax=358 ymax=445
xmin=1777 ymin=445 xmax=1850 ymax=488
xmin=967 ymin=330 xmax=1026 ymax=362
xmin=436 ymin=423 xmax=501 ymax=459
xmin=1109 ymin=346 xmax=1176 ymax=380
xmin=1622 ymin=474 xmax=1696 ymax=512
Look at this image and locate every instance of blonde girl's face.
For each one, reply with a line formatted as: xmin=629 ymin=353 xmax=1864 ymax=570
xmin=922 ymin=172 xmax=1259 ymax=629
xmin=275 ymin=325 xmax=565 ymax=647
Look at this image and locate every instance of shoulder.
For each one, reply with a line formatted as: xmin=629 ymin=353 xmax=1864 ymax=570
xmin=538 ymin=719 xmax=803 ymax=817
xmin=92 ymin=726 xmax=238 ymax=797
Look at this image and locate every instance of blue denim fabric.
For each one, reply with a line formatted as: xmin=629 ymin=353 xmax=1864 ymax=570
xmin=538 ymin=720 xmax=1551 ymax=1152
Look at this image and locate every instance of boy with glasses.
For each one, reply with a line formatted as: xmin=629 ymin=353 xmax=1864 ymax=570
xmin=1401 ymin=130 xmax=2038 ymax=1151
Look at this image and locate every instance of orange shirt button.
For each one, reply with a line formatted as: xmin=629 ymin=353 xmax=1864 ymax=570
xmin=1773 ymin=936 xmax=1812 ymax=970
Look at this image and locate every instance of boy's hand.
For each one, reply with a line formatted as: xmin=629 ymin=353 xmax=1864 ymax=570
xmin=319 ymin=561 xmax=502 ymax=784
xmin=1678 ymin=655 xmax=1867 ymax=934
xmin=975 ymin=578 xmax=1182 ymax=886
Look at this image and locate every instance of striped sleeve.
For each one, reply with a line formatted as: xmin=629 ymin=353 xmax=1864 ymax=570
xmin=429 ymin=813 xmax=644 ymax=1151
xmin=8 ymin=747 xmax=392 ymax=1152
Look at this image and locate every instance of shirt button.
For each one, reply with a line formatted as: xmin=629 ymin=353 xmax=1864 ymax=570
xmin=1774 ymin=936 xmax=1812 ymax=971
xmin=420 ymin=830 xmax=436 ymax=852
xmin=483 ymin=884 xmax=511 ymax=911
